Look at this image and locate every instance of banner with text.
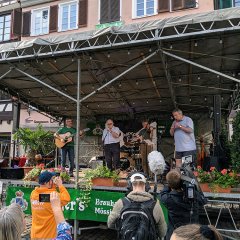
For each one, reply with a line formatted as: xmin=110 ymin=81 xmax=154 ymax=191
xmin=6 ymin=186 xmax=124 ymax=222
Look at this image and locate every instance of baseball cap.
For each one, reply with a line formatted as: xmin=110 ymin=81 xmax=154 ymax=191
xmin=130 ymin=173 xmax=146 ymax=183
xmin=39 ymin=171 xmax=56 ymax=185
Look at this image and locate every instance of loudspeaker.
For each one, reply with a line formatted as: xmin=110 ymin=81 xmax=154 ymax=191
xmin=203 ymin=156 xmax=219 ymax=171
xmin=213 ymin=95 xmax=221 ymax=133
xmin=12 ymin=102 xmax=21 ymax=133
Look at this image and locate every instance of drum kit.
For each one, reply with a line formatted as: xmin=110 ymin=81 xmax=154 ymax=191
xmin=120 ymin=132 xmax=142 ymax=171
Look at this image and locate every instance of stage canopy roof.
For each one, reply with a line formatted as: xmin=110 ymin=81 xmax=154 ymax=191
xmin=0 ymin=7 xmax=240 ymax=121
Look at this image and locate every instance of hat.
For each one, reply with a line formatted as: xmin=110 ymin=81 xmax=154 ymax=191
xmin=39 ymin=171 xmax=56 ymax=185
xmin=130 ymin=173 xmax=146 ymax=183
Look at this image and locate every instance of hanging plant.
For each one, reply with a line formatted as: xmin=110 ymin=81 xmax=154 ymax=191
xmin=77 ymin=178 xmax=92 ymax=208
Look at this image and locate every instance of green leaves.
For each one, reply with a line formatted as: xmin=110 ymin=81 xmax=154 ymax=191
xmin=13 ymin=124 xmax=54 ymax=155
xmin=85 ymin=166 xmax=119 ymax=182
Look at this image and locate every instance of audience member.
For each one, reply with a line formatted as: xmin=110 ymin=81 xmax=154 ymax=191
xmin=30 ymin=171 xmax=70 ymax=239
xmin=170 ymin=224 xmax=223 ymax=240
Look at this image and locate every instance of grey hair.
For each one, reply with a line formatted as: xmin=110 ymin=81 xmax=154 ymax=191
xmin=172 ymin=108 xmax=183 ymax=115
xmin=0 ymin=204 xmax=25 ymax=240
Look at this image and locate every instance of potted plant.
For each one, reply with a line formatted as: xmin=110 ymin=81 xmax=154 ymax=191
xmin=85 ymin=166 xmax=119 ymax=187
xmin=194 ymin=166 xmax=239 ymax=193
xmin=23 ymin=165 xmax=71 ymax=183
xmin=13 ymin=125 xmax=55 ymax=166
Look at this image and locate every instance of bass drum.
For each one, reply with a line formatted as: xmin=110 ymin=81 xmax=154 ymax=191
xmin=120 ymin=158 xmax=130 ymax=170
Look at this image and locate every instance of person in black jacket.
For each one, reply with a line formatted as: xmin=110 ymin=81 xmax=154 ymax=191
xmin=159 ymin=170 xmax=206 ymax=240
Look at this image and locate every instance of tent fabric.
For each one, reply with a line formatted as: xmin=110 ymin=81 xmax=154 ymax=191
xmin=0 ymin=7 xmax=240 ymax=53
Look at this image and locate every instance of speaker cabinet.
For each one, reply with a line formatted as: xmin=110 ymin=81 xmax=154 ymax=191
xmin=213 ymin=95 xmax=221 ymax=134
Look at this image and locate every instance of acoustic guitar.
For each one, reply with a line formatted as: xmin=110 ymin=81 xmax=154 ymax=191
xmin=55 ymin=128 xmax=90 ymax=148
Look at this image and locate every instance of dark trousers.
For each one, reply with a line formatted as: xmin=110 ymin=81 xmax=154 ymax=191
xmin=104 ymin=143 xmax=120 ymax=170
xmin=61 ymin=145 xmax=75 ymax=173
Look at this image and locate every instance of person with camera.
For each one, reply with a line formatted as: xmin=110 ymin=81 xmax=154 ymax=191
xmin=108 ymin=172 xmax=167 ymax=240
xmin=30 ymin=171 xmax=71 ymax=239
xmin=159 ymin=170 xmax=206 ymax=240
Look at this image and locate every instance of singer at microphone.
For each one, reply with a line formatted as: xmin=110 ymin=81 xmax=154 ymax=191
xmin=102 ymin=119 xmax=121 ymax=171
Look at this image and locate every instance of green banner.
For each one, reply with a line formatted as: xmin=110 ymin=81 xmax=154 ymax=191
xmin=6 ymin=186 xmax=124 ymax=222
xmin=6 ymin=186 xmax=168 ymax=223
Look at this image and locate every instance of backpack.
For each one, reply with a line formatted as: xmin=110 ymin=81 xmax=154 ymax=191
xmin=117 ymin=197 xmax=158 ymax=240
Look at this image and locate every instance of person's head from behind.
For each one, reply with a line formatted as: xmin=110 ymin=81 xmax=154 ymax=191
xmin=166 ymin=170 xmax=182 ymax=190
xmin=172 ymin=109 xmax=183 ymax=121
xmin=130 ymin=173 xmax=146 ymax=192
xmin=0 ymin=203 xmax=25 ymax=240
xmin=39 ymin=171 xmax=56 ymax=189
xmin=170 ymin=224 xmax=223 ymax=240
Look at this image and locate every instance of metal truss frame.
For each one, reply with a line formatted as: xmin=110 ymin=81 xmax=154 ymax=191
xmin=1 ymin=18 xmax=240 ymax=62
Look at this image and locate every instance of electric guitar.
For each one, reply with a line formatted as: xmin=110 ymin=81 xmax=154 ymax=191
xmin=54 ymin=128 xmax=90 ymax=148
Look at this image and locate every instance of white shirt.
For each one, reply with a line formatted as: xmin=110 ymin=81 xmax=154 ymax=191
xmin=102 ymin=126 xmax=120 ymax=145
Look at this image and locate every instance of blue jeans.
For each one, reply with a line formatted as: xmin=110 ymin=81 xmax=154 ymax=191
xmin=61 ymin=146 xmax=75 ymax=173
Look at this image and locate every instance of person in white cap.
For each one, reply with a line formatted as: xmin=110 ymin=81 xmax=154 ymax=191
xmin=108 ymin=172 xmax=167 ymax=239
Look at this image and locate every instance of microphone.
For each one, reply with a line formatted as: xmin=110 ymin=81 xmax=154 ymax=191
xmin=148 ymin=151 xmax=166 ymax=175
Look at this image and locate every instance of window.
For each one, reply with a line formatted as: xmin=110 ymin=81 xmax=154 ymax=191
xmin=234 ymin=0 xmax=240 ymax=6
xmin=134 ymin=0 xmax=157 ymax=17
xmin=100 ymin=0 xmax=120 ymax=24
xmin=59 ymin=1 xmax=78 ymax=31
xmin=172 ymin=0 xmax=197 ymax=11
xmin=0 ymin=15 xmax=11 ymax=42
xmin=31 ymin=8 xmax=49 ymax=36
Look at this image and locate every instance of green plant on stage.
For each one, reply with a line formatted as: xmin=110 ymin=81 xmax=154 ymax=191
xmin=85 ymin=166 xmax=119 ymax=182
xmin=194 ymin=166 xmax=239 ymax=189
xmin=23 ymin=164 xmax=70 ymax=183
xmin=14 ymin=125 xmax=54 ymax=164
xmin=23 ymin=164 xmax=44 ymax=182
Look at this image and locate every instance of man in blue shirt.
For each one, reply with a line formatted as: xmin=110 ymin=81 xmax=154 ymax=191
xmin=170 ymin=109 xmax=196 ymax=168
xmin=102 ymin=119 xmax=121 ymax=170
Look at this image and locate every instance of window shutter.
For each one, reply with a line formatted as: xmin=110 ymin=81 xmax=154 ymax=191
xmin=12 ymin=8 xmax=22 ymax=37
xmin=110 ymin=0 xmax=120 ymax=22
xmin=158 ymin=0 xmax=170 ymax=13
xmin=49 ymin=5 xmax=58 ymax=33
xmin=22 ymin=11 xmax=31 ymax=37
xmin=100 ymin=0 xmax=109 ymax=24
xmin=79 ymin=0 xmax=88 ymax=27
xmin=172 ymin=0 xmax=184 ymax=10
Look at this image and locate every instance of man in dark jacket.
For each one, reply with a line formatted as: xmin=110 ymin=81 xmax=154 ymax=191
xmin=159 ymin=170 xmax=206 ymax=240
xmin=108 ymin=173 xmax=167 ymax=239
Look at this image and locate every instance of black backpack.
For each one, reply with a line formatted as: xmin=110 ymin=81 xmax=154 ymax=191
xmin=117 ymin=197 xmax=158 ymax=240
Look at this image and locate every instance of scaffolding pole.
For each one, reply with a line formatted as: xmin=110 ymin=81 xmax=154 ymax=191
xmin=14 ymin=67 xmax=77 ymax=102
xmin=162 ymin=50 xmax=240 ymax=84
xmin=74 ymin=59 xmax=81 ymax=240
xmin=80 ymin=50 xmax=158 ymax=103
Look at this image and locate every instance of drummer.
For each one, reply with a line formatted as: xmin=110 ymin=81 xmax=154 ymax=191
xmin=136 ymin=119 xmax=153 ymax=142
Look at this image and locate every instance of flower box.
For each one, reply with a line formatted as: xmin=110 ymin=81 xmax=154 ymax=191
xmin=91 ymin=177 xmax=115 ymax=187
xmin=23 ymin=167 xmax=34 ymax=176
xmin=200 ymin=183 xmax=231 ymax=193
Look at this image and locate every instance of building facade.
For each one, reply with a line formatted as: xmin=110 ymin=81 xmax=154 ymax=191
xmin=0 ymin=0 xmax=239 ymax=44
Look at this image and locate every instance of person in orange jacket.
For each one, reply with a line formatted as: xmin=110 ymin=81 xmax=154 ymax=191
xmin=30 ymin=171 xmax=71 ymax=239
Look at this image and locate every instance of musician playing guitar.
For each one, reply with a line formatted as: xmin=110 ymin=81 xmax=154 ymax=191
xmin=54 ymin=118 xmax=81 ymax=177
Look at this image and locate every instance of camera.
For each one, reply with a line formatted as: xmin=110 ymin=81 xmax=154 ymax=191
xmin=39 ymin=194 xmax=50 ymax=202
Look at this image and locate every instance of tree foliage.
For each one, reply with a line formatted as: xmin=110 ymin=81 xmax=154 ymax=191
xmin=230 ymin=111 xmax=240 ymax=172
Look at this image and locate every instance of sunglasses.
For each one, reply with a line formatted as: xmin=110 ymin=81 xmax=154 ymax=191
xmin=107 ymin=123 xmax=113 ymax=125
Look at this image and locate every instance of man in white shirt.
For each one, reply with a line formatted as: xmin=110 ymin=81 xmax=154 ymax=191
xmin=102 ymin=119 xmax=121 ymax=170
